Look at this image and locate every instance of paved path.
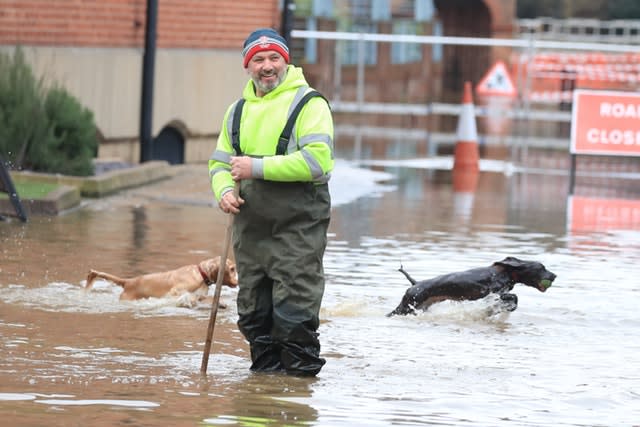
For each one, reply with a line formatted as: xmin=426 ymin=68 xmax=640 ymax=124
xmin=90 ymin=164 xmax=217 ymax=209
xmin=102 ymin=160 xmax=397 ymax=209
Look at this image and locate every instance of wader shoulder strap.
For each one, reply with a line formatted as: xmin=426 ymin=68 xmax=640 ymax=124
xmin=231 ymin=91 xmax=328 ymax=157
xmin=276 ymin=90 xmax=327 ymax=156
xmin=231 ymin=98 xmax=245 ymax=155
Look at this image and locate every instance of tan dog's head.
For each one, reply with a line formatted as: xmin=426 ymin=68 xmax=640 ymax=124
xmin=200 ymin=257 xmax=238 ymax=288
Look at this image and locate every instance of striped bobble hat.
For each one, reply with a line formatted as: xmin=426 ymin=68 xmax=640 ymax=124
xmin=242 ymin=28 xmax=290 ymax=68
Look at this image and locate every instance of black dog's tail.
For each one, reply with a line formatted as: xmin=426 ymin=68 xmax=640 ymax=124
xmin=398 ymin=264 xmax=417 ymax=286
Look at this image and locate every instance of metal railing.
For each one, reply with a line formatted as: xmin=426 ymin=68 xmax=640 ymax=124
xmin=292 ymin=29 xmax=638 ymax=121
xmin=293 ymin=29 xmax=639 ymax=161
xmin=517 ymin=18 xmax=640 ymax=45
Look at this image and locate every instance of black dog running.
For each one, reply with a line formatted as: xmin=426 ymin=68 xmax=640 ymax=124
xmin=387 ymin=257 xmax=556 ymax=316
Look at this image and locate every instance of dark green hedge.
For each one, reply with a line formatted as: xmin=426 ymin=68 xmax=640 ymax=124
xmin=0 ymin=47 xmax=97 ymax=176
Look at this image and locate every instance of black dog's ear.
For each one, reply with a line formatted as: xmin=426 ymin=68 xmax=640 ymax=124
xmin=494 ymin=257 xmax=526 ymax=269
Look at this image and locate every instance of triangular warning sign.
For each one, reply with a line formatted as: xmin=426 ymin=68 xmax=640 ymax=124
xmin=476 ymin=61 xmax=517 ymax=97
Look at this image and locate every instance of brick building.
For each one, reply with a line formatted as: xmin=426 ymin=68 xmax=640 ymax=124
xmin=0 ymin=0 xmax=282 ymax=163
xmin=0 ymin=0 xmax=516 ymax=164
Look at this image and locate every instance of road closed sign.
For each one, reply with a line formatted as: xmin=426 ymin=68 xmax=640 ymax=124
xmin=571 ymin=89 xmax=640 ymax=156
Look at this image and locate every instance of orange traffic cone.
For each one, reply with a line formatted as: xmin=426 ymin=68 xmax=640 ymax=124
xmin=453 ymin=81 xmax=479 ymax=171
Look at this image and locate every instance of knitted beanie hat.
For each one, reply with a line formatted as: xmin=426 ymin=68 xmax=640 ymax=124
xmin=242 ymin=28 xmax=290 ymax=68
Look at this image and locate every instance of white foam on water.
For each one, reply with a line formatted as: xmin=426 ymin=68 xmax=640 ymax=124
xmin=34 ymin=398 xmax=159 ymax=407
xmin=329 ymin=159 xmax=396 ymax=206
xmin=0 ymin=279 xmax=236 ymax=319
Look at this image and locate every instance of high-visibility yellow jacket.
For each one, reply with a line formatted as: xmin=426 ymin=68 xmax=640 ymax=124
xmin=208 ymin=65 xmax=334 ymax=201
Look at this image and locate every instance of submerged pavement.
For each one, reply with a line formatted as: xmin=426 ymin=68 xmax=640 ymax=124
xmin=114 ymin=160 xmax=397 ymax=209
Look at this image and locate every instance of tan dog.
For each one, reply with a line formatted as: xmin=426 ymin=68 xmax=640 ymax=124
xmin=84 ymin=257 xmax=238 ymax=305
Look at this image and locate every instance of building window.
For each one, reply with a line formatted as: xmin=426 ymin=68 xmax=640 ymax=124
xmin=432 ymin=19 xmax=443 ymax=63
xmin=312 ymin=0 xmax=333 ymax=17
xmin=305 ymin=17 xmax=318 ymax=64
xmin=391 ymin=20 xmax=422 ymax=64
xmin=371 ymin=0 xmax=390 ymax=21
xmin=415 ymin=0 xmax=435 ymax=22
xmin=341 ymin=22 xmax=377 ymax=65
xmin=337 ymin=0 xmax=378 ymax=66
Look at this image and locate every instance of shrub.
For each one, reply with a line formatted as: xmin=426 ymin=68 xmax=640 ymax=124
xmin=0 ymin=47 xmax=97 ymax=176
xmin=38 ymin=86 xmax=97 ymax=176
xmin=0 ymin=47 xmax=52 ymax=170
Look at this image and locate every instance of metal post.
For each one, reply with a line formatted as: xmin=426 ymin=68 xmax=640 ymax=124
xmin=0 ymin=156 xmax=27 ymax=222
xmin=568 ymin=154 xmax=576 ymax=195
xmin=139 ymin=0 xmax=157 ymax=163
xmin=355 ymin=34 xmax=365 ymax=162
xmin=334 ymin=39 xmax=342 ymax=102
xmin=520 ymin=35 xmax=535 ymax=166
xmin=281 ymin=0 xmax=294 ymax=46
xmin=356 ymin=34 xmax=365 ymax=112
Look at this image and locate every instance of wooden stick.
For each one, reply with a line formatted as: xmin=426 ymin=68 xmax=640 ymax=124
xmin=200 ymin=182 xmax=239 ymax=375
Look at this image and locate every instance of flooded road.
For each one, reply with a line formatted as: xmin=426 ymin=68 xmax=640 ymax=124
xmin=1 ymin=155 xmax=639 ymax=426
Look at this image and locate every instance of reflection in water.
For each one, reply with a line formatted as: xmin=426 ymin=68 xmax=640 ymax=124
xmin=132 ymin=205 xmax=148 ymax=249
xmin=452 ymin=168 xmax=480 ymax=223
xmin=1 ymin=156 xmax=640 ymax=426
xmin=200 ymin=373 xmax=319 ymax=425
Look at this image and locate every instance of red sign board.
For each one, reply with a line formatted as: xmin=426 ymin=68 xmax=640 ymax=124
xmin=570 ymin=89 xmax=640 ymax=156
xmin=567 ymin=195 xmax=640 ymax=231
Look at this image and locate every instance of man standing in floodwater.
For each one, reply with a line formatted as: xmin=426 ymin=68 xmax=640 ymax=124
xmin=208 ymin=28 xmax=334 ymax=376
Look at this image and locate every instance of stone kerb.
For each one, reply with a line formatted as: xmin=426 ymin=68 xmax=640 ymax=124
xmin=1 ymin=161 xmax=171 ymax=217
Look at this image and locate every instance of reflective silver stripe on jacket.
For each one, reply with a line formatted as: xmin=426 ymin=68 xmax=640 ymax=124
xmin=209 ymin=165 xmax=229 ymax=180
xmin=210 ymin=149 xmax=232 ymax=164
xmin=282 ymin=86 xmax=311 ymax=155
xmin=299 ymin=132 xmax=333 ymax=183
xmin=298 ymin=133 xmax=333 ymax=154
xmin=209 ymin=149 xmax=232 ymax=180
xmin=226 ymin=99 xmax=244 ymax=154
xmin=285 ymin=87 xmax=333 ymax=183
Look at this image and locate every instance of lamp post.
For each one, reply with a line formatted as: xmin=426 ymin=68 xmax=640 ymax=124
xmin=139 ymin=0 xmax=157 ymax=163
xmin=281 ymin=0 xmax=294 ymax=46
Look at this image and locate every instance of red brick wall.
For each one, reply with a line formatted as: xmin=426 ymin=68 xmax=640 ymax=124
xmin=0 ymin=0 xmax=280 ymax=49
xmin=484 ymin=0 xmax=516 ymax=34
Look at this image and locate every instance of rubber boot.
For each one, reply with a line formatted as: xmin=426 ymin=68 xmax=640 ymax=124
xmin=280 ymin=342 xmax=326 ymax=377
xmin=249 ymin=336 xmax=283 ymax=373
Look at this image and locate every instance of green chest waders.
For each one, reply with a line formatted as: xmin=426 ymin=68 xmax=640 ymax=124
xmin=230 ymin=91 xmax=331 ymax=376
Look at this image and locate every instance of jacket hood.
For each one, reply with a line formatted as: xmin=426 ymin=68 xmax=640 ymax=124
xmin=242 ymin=65 xmax=307 ymax=101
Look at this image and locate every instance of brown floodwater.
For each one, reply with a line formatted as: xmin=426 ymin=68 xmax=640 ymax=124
xmin=1 ymin=144 xmax=640 ymax=426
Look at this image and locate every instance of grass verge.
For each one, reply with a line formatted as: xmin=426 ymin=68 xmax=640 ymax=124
xmin=0 ymin=181 xmax=59 ymax=200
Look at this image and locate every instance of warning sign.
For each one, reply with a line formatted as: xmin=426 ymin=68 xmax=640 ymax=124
xmin=475 ymin=61 xmax=517 ymax=98
xmin=571 ymin=89 xmax=640 ymax=156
